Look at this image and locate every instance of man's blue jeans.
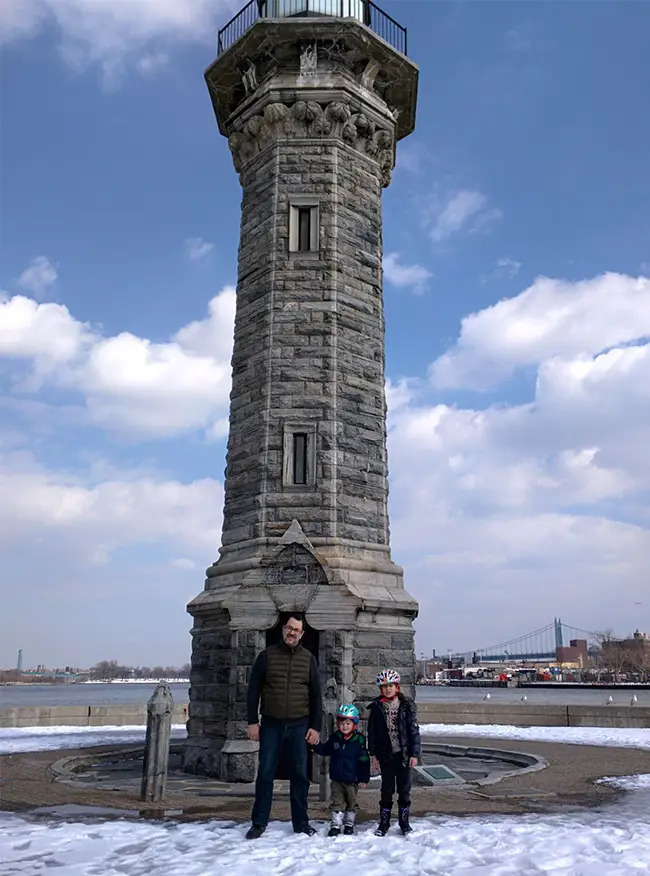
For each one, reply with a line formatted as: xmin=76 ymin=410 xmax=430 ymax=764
xmin=251 ymin=717 xmax=310 ymax=829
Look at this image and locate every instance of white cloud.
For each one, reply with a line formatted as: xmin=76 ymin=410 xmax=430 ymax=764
xmin=0 ymin=295 xmax=92 ymax=365
xmin=17 ymin=256 xmax=58 ymax=298
xmin=481 ymin=257 xmax=521 ymax=283
xmin=0 ymin=450 xmax=222 ymax=558
xmin=429 ymin=189 xmax=501 ymax=243
xmin=0 ymin=448 xmax=223 ymax=665
xmin=430 ymin=273 xmax=650 ymax=390
xmin=0 ymin=0 xmax=234 ymax=82
xmin=185 ymin=237 xmax=215 ymax=261
xmin=136 ymin=52 xmax=169 ymax=75
xmin=0 ymin=0 xmax=44 ymax=43
xmin=383 ymin=253 xmax=432 ymax=294
xmin=385 ymin=271 xmax=650 ymax=650
xmin=0 ymin=276 xmax=236 ymax=439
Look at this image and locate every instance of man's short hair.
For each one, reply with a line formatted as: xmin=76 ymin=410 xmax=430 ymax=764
xmin=284 ymin=613 xmax=305 ymax=630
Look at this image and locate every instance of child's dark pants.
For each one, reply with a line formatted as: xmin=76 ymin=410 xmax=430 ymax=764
xmin=379 ymin=753 xmax=412 ymax=809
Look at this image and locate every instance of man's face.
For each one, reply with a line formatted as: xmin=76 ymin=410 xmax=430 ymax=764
xmin=282 ymin=619 xmax=304 ymax=647
xmin=380 ymin=683 xmax=398 ymax=699
xmin=337 ymin=717 xmax=355 ymax=736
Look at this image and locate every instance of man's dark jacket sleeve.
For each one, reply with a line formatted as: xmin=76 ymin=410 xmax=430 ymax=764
xmin=246 ymin=650 xmax=268 ymax=724
xmin=309 ymin=654 xmax=322 ymax=730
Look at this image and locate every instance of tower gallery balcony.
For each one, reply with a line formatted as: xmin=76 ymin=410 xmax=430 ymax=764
xmin=218 ymin=0 xmax=407 ymax=57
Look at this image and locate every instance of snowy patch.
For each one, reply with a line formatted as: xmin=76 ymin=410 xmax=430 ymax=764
xmin=420 ymin=723 xmax=650 ymax=750
xmin=1 ymin=725 xmax=649 ymax=873
xmin=0 ymin=725 xmax=187 ymax=755
xmin=2 ymin=799 xmax=650 ymax=875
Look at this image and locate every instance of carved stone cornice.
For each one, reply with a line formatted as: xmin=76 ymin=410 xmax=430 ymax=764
xmin=227 ymin=98 xmax=395 ymax=186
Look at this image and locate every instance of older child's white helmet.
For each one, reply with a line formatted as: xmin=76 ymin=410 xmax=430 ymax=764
xmin=376 ymin=669 xmax=401 ymax=685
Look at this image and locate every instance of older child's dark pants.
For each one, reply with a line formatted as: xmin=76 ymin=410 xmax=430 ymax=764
xmin=379 ymin=753 xmax=412 ymax=809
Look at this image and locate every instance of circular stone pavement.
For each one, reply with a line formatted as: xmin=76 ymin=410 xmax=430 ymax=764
xmin=1 ymin=736 xmax=649 ymax=821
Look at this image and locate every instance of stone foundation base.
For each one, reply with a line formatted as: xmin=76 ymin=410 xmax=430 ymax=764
xmin=181 ymin=738 xmax=224 ymax=778
xmin=220 ymin=739 xmax=259 ymax=783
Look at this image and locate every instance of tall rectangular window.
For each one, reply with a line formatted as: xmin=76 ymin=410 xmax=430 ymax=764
xmin=297 ymin=207 xmax=311 ymax=252
xmin=293 ymin=433 xmax=308 ymax=485
xmin=283 ymin=423 xmax=316 ymax=489
xmin=289 ymin=201 xmax=319 ymax=253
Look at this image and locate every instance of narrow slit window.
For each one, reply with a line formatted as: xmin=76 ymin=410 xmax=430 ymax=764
xmin=293 ymin=433 xmax=308 ymax=485
xmin=289 ymin=202 xmax=319 ymax=253
xmin=298 ymin=207 xmax=311 ymax=252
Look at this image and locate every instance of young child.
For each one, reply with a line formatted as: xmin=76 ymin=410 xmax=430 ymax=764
xmin=313 ymin=703 xmax=371 ymax=836
xmin=367 ymin=669 xmax=421 ymax=836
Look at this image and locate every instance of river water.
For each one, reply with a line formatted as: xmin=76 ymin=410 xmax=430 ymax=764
xmin=1 ymin=682 xmax=648 ymax=709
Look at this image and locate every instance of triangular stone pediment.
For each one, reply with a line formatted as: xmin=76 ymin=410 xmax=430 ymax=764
xmin=279 ymin=519 xmax=314 ymax=550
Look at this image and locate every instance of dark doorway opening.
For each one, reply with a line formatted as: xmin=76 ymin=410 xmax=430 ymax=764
xmin=265 ymin=612 xmax=320 ymax=782
xmin=266 ymin=612 xmax=320 ymax=659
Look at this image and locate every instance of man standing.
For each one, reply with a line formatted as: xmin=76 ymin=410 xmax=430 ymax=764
xmin=246 ymin=613 xmax=322 ymax=839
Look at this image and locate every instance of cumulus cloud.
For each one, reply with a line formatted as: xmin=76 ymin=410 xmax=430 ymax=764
xmin=386 ymin=271 xmax=650 ymax=650
xmin=0 ymin=451 xmax=222 ymax=558
xmin=430 ymin=273 xmax=650 ymax=390
xmin=0 ymin=0 xmax=234 ymax=82
xmin=185 ymin=237 xmax=215 ymax=261
xmin=17 ymin=256 xmax=58 ymax=298
xmin=0 ymin=448 xmax=223 ymax=665
xmin=0 ymin=295 xmax=93 ymax=365
xmin=0 ymin=274 xmax=236 ymax=438
xmin=429 ymin=189 xmax=501 ymax=243
xmin=383 ymin=252 xmax=432 ymax=294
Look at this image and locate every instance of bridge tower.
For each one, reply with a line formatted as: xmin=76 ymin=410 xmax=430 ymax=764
xmin=554 ymin=617 xmax=564 ymax=649
xmin=183 ymin=0 xmax=419 ymax=781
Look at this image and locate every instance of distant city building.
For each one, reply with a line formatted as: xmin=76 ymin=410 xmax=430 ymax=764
xmin=556 ymin=639 xmax=589 ymax=667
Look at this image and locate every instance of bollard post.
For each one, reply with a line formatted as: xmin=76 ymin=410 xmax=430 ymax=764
xmin=319 ymin=678 xmax=338 ymax=803
xmin=140 ymin=680 xmax=174 ymax=803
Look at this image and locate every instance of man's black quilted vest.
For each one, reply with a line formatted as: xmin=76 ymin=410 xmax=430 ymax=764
xmin=261 ymin=642 xmax=312 ymax=721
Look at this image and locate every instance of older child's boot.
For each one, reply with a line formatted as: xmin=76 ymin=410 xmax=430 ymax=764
xmin=374 ymin=807 xmax=391 ymax=836
xmin=328 ymin=810 xmax=343 ymax=837
xmin=398 ymin=807 xmax=412 ymax=835
xmin=343 ymin=810 xmax=356 ymax=835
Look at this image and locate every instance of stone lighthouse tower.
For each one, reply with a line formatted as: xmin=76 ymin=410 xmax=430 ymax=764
xmin=184 ymin=0 xmax=419 ymax=781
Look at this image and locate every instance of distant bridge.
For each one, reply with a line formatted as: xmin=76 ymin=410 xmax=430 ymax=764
xmin=448 ymin=618 xmax=597 ymax=665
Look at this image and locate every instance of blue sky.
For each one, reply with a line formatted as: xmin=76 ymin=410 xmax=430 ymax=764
xmin=1 ymin=0 xmax=649 ymax=669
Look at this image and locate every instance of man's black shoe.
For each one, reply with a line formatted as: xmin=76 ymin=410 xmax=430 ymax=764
xmin=245 ymin=824 xmax=265 ymax=840
xmin=294 ymin=824 xmax=317 ymax=836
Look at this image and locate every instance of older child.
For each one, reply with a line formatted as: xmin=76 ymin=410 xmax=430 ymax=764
xmin=313 ymin=704 xmax=371 ymax=836
xmin=367 ymin=669 xmax=420 ymax=836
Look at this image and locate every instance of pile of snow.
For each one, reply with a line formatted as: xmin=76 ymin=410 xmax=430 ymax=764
xmin=420 ymin=723 xmax=650 ymax=750
xmin=0 ymin=725 xmax=187 ymax=755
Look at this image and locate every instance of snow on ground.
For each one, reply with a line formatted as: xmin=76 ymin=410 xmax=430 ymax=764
xmin=0 ymin=725 xmax=187 ymax=754
xmin=420 ymin=723 xmax=650 ymax=751
xmin=1 ymin=726 xmax=650 ymax=875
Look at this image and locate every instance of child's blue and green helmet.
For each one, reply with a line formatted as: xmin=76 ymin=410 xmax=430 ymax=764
xmin=336 ymin=703 xmax=360 ymax=723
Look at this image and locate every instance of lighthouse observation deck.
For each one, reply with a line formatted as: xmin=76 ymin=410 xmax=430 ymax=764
xmin=218 ymin=0 xmax=407 ymax=57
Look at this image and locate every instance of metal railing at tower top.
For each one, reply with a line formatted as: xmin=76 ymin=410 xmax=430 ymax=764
xmin=217 ymin=0 xmax=407 ymax=57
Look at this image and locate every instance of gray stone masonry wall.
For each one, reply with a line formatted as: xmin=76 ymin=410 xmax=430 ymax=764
xmin=221 ymin=139 xmax=388 ymax=547
xmin=185 ymin=16 xmax=419 ymax=780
